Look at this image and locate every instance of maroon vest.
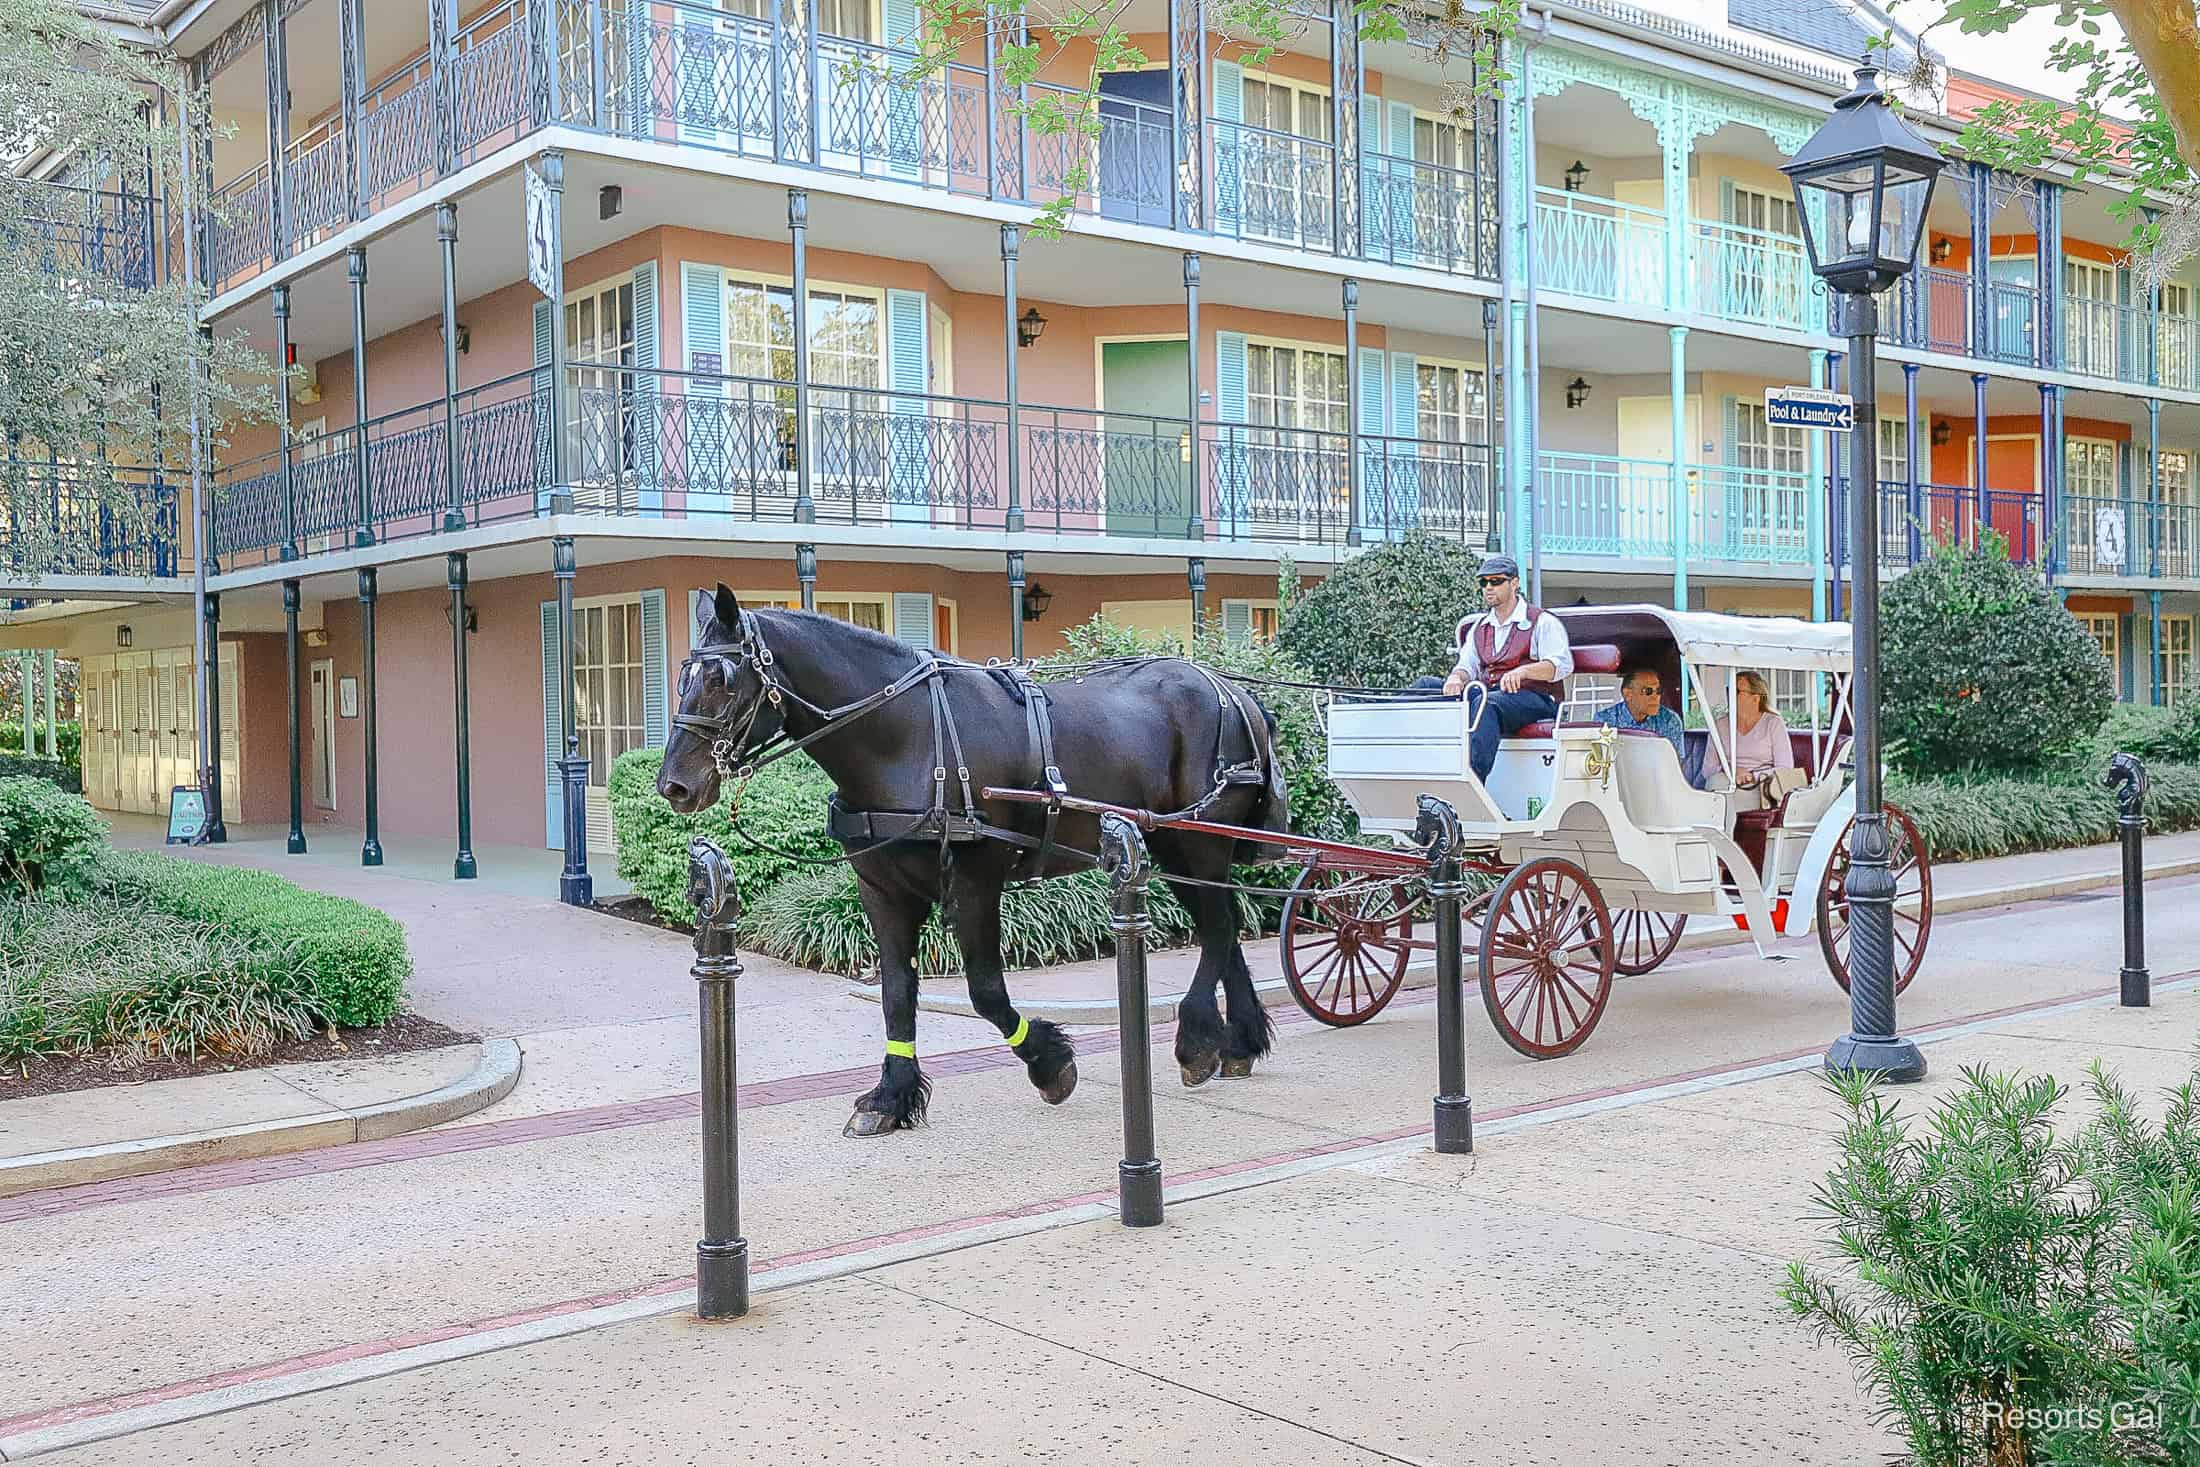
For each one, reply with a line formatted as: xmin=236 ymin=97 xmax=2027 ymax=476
xmin=1464 ymin=607 xmax=1565 ymax=700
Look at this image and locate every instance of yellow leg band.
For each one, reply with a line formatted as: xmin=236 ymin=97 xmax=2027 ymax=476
xmin=885 ymin=1040 xmax=916 ymax=1059
xmin=1006 ymin=1016 xmax=1030 ymax=1050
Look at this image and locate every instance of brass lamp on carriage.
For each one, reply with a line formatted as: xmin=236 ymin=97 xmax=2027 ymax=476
xmin=1782 ymin=59 xmax=1945 ymax=1084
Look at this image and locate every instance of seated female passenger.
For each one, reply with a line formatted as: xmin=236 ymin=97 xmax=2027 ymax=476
xmin=1706 ymin=669 xmax=1804 ymax=809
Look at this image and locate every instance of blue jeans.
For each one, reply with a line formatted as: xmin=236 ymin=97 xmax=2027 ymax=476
xmin=1409 ymin=677 xmax=1560 ymax=782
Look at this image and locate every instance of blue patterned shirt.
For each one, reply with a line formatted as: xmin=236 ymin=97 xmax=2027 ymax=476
xmin=1592 ymin=700 xmax=1687 ymax=762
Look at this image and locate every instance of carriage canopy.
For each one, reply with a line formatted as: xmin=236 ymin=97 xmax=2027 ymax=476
xmin=1550 ymin=605 xmax=1853 ymax=675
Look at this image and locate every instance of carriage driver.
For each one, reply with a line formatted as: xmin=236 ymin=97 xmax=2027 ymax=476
xmin=1420 ymin=554 xmax=1574 ymax=782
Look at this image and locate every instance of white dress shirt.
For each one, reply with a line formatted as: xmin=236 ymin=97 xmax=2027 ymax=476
xmin=1452 ymin=602 xmax=1575 ymax=684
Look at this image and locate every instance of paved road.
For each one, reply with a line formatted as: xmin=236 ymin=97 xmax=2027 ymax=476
xmin=4 ymin=870 xmax=2193 ymax=1461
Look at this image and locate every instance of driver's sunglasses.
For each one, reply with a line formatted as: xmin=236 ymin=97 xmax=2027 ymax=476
xmin=1478 ymin=576 xmax=1512 ymax=588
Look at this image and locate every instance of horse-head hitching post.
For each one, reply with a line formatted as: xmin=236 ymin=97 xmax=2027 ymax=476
xmin=1101 ymin=812 xmax=1164 ymax=1227
xmin=688 ymin=836 xmax=750 ymax=1319
xmin=2104 ymin=753 xmax=2149 ymax=1008
xmin=1416 ymin=795 xmax=1473 ymax=1155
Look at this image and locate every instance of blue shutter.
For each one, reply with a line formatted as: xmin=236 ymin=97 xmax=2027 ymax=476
xmin=1356 ymin=345 xmax=1387 ymax=537
xmin=1356 ymin=95 xmax=1383 ymax=258
xmin=626 ymin=0 xmax=655 ymax=138
xmin=886 ymin=288 xmax=929 ymax=523
xmin=533 ymin=299 xmax=555 ymax=512
xmin=640 ymin=588 xmax=670 ymax=746
xmin=1212 ymin=61 xmax=1243 ymax=237
xmin=2119 ymin=613 xmax=2136 ymax=701
xmin=1388 ymin=352 xmax=1420 ymax=534
xmin=883 ymin=0 xmax=921 ymax=177
xmin=541 ymin=599 xmax=564 ymax=846
xmin=1720 ymin=395 xmax=1741 ymax=559
xmin=1386 ymin=100 xmax=1415 ymax=263
xmin=676 ymin=12 xmax=721 ymax=145
xmin=1215 ymin=331 xmax=1248 ymax=536
xmin=891 ymin=591 xmax=934 ymax=647
xmin=1222 ymin=599 xmax=1253 ymax=647
xmin=681 ymin=262 xmax=728 ymax=514
xmin=633 ymin=261 xmax=660 ymax=512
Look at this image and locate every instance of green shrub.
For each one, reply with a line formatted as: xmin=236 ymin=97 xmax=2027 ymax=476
xmin=2091 ymin=702 xmax=2186 ymax=764
xmin=1889 ymin=762 xmax=2200 ymax=860
xmin=95 ymin=849 xmax=410 ymax=1027
xmin=0 ymin=777 xmax=106 ymax=896
xmin=1883 ymin=542 xmax=2113 ymax=775
xmin=1275 ymin=531 xmax=1487 ymax=688
xmin=1786 ymin=1062 xmax=2200 ymax=1466
xmin=0 ymin=895 xmax=317 ymax=1062
xmin=747 ymin=863 xmax=1204 ymax=977
xmin=608 ymin=747 xmax=841 ymax=924
xmin=0 ymin=754 xmax=80 ymax=792
xmin=2169 ymin=699 xmax=2200 ymax=762
xmin=0 ymin=721 xmax=81 ymax=767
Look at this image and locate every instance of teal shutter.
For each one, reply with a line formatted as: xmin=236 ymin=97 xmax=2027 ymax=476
xmin=640 ymin=588 xmax=669 ymax=746
xmin=1222 ymin=599 xmax=1253 ymax=647
xmin=891 ymin=591 xmax=934 ymax=647
xmin=541 ymin=600 xmax=564 ymax=846
xmin=1212 ymin=61 xmax=1243 ymax=237
xmin=633 ymin=261 xmax=660 ymax=512
xmin=626 ymin=0 xmax=655 ymax=138
xmin=676 ymin=10 xmax=721 ymax=145
xmin=886 ymin=288 xmax=929 ymax=523
xmin=1720 ymin=395 xmax=1741 ymax=559
xmin=681 ymin=262 xmax=728 ymax=514
xmin=1215 ymin=330 xmax=1248 ymax=535
xmin=883 ymin=0 xmax=921 ymax=177
xmin=1386 ymin=100 xmax=1415 ymax=263
xmin=1388 ymin=351 xmax=1420 ymax=534
xmin=1357 ymin=345 xmax=1387 ymax=537
xmin=533 ymin=299 xmax=555 ymax=511
xmin=2119 ymin=613 xmax=2136 ymax=700
xmin=1357 ymin=94 xmax=1383 ymax=257
xmin=1722 ymin=395 xmax=1739 ymax=465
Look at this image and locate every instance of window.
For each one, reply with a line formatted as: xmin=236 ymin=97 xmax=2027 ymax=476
xmin=1733 ymin=402 xmax=1805 ymax=476
xmin=571 ymin=598 xmax=646 ymax=792
xmin=2161 ymin=282 xmax=2193 ymax=387
xmin=2065 ymin=260 xmax=2119 ymax=374
xmin=1248 ymin=342 xmax=1347 ymax=433
xmin=2162 ymin=450 xmax=2193 ymax=571
xmin=2066 ymin=438 xmax=2118 ymax=501
xmin=1415 ymin=362 xmax=1488 ymax=444
xmin=1239 ymin=74 xmax=1331 ymax=248
xmin=1412 ymin=114 xmax=1473 ymax=173
xmin=2164 ymin=615 xmax=2194 ymax=708
xmin=567 ymin=273 xmax=637 ymax=495
xmin=1222 ymin=599 xmax=1280 ymax=646
xmin=724 ymin=275 xmax=885 ymax=488
xmin=737 ymin=591 xmax=887 ymax=632
xmin=2078 ymin=613 xmax=2119 ymax=677
xmin=1725 ymin=184 xmax=1800 ymax=239
xmin=1877 ymin=417 xmax=1909 ymax=486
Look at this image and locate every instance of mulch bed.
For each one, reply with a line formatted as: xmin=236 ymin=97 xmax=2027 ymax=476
xmin=591 ymin=894 xmax=695 ymax=936
xmin=0 ymin=1011 xmax=479 ymax=1103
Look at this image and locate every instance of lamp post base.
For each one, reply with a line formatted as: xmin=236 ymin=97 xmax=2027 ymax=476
xmin=1825 ymin=1032 xmax=1927 ymax=1083
xmin=1433 ymin=1096 xmax=1474 ymax=1155
xmin=695 ymin=1237 xmax=750 ymax=1319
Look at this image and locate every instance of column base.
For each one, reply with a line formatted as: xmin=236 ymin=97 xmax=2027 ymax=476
xmin=361 ymin=838 xmax=384 ymax=868
xmin=1005 ymin=507 xmax=1025 ymax=532
xmin=794 ymin=498 xmax=816 ymax=525
xmin=454 ymin=851 xmax=478 ymax=880
xmin=442 ymin=510 xmax=468 ymax=533
xmin=1433 ymin=1095 xmax=1474 ymax=1155
xmin=203 ymin=820 xmax=228 ymax=846
xmin=561 ymin=871 xmax=594 ymax=906
xmin=353 ymin=529 xmax=376 ymax=548
xmin=286 ymin=830 xmax=307 ymax=855
xmin=2121 ymin=967 xmax=2151 ymax=1007
xmin=1118 ymin=1158 xmax=1163 ymax=1227
xmin=696 ymin=1237 xmax=750 ymax=1320
xmin=1825 ymin=1032 xmax=1928 ymax=1083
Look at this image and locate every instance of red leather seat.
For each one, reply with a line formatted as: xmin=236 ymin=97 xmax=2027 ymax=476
xmin=1512 ymin=721 xmax=1557 ymax=740
xmin=1572 ymin=644 xmax=1623 ymax=676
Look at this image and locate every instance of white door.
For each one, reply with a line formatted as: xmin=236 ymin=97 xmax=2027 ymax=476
xmin=1617 ymin=395 xmax=1704 ymax=550
xmin=2065 ymin=260 xmax=2118 ymax=374
xmin=310 ymin=659 xmax=337 ymax=809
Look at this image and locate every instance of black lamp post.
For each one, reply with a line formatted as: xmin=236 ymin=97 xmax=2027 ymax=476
xmin=1782 ymin=61 xmax=1943 ymax=1084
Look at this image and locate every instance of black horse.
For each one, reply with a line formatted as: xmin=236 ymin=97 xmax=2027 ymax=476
xmin=658 ymin=586 xmax=1291 ymax=1137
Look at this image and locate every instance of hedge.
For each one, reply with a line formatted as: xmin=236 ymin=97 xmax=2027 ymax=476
xmin=1274 ymin=531 xmax=1487 ymax=689
xmin=0 ymin=721 xmax=81 ymax=767
xmin=1891 ymin=760 xmax=2200 ymax=861
xmin=0 ymin=777 xmax=107 ymax=896
xmin=609 ymin=747 xmax=840 ymax=923
xmin=95 ymin=848 xmax=411 ymax=1027
xmin=0 ymin=755 xmax=81 ymax=793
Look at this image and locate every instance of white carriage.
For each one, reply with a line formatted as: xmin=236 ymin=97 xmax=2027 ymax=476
xmin=1279 ymin=605 xmax=1932 ymax=1058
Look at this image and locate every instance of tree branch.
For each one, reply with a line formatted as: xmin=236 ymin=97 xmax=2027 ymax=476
xmin=2103 ymin=0 xmax=2200 ymax=175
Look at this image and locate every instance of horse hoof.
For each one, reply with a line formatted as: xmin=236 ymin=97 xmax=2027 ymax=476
xmin=1039 ymin=1061 xmax=1078 ymax=1106
xmin=1179 ymin=1053 xmax=1220 ymax=1088
xmin=842 ymin=1109 xmax=900 ymax=1138
xmin=1219 ymin=1056 xmax=1254 ymax=1079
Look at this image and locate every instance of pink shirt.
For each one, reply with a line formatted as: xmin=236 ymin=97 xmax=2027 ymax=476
xmin=1711 ymin=708 xmax=1796 ymax=783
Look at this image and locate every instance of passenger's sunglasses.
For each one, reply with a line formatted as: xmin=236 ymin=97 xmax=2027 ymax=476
xmin=1478 ymin=576 xmax=1512 ymax=588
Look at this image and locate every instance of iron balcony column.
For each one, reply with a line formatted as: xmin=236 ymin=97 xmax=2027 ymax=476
xmin=797 ymin=542 xmax=817 ymax=612
xmin=348 ymin=245 xmax=374 ymax=545
xmin=2040 ymin=381 xmax=2058 ymax=577
xmin=1007 ymin=550 xmax=1026 ymax=662
xmin=284 ymin=580 xmax=306 ymax=854
xmin=1901 ymin=361 xmax=1922 ymax=566
xmin=429 ymin=0 xmax=453 ymax=175
xmin=41 ymin=650 xmax=54 ymax=760
xmin=438 ymin=202 xmax=466 ymax=532
xmin=1188 ymin=556 xmax=1206 ymax=635
xmin=202 ymin=593 xmax=227 ymax=844
xmin=359 ymin=567 xmax=383 ymax=866
xmin=554 ymin=536 xmax=592 ymax=904
xmin=273 ymin=283 xmax=298 ymax=560
xmin=1002 ymin=225 xmax=1024 ymax=532
xmin=1343 ymin=278 xmax=1362 ymax=546
xmin=1971 ymin=371 xmax=1990 ymax=525
xmin=2151 ymin=588 xmax=2166 ymax=705
xmin=1668 ymin=325 xmax=1688 ymax=615
xmin=2149 ymin=397 xmax=2163 ymax=578
xmin=543 ymin=153 xmax=572 ymax=513
xmin=1183 ymin=254 xmax=1203 ymax=539
xmin=263 ymin=0 xmax=289 ymax=259
xmin=1968 ymin=162 xmax=1990 ymax=359
xmin=1480 ymin=298 xmax=1499 ymax=549
xmin=450 ymin=551 xmax=477 ymax=880
xmin=339 ymin=0 xmax=363 ymax=220
xmin=1826 ymin=290 xmax=1925 ymax=1083
xmin=789 ymin=190 xmax=816 ymax=524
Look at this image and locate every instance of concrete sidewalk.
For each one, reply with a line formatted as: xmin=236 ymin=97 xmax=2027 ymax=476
xmin=23 ymin=978 xmax=2198 ymax=1465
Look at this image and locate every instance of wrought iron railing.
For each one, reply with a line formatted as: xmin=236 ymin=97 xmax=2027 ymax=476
xmin=1692 ymin=462 xmax=1812 ymax=562
xmin=2060 ymin=492 xmax=2200 ymax=579
xmin=1532 ymin=190 xmax=1665 ymax=307
xmin=0 ymin=463 xmax=181 ymax=578
xmin=361 ymin=52 xmax=439 ymax=207
xmin=1872 ymin=480 xmax=2041 ymax=568
xmin=1209 ymin=118 xmax=1337 ymax=255
xmin=1690 ymin=219 xmax=1820 ymax=332
xmin=5 ymin=180 xmax=165 ymax=292
xmin=1531 ymin=453 xmax=1809 ymax=563
xmin=1885 ymin=265 xmax=1971 ymax=354
xmin=1983 ymin=277 xmax=2040 ymax=366
xmin=452 ymin=0 xmax=536 ymax=161
xmin=283 ymin=117 xmax=351 ymax=248
xmin=1361 ymin=151 xmax=1497 ymax=278
xmin=207 ymin=164 xmax=272 ymax=292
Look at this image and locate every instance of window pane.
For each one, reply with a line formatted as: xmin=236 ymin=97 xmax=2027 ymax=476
xmin=852 ymin=602 xmax=885 ymax=632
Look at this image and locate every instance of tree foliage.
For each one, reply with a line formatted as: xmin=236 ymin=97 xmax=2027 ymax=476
xmin=0 ymin=0 xmax=274 ymax=573
xmin=1274 ymin=531 xmax=1485 ymax=690
xmin=1880 ymin=539 xmax=2113 ymax=775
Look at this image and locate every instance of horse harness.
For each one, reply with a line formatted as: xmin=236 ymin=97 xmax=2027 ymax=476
xmin=674 ymin=612 xmax=1272 ymax=880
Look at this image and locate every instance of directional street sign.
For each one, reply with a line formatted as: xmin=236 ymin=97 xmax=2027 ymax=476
xmin=1765 ymin=386 xmax=1855 ymax=432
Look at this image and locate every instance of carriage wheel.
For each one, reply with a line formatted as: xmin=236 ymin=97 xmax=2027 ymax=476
xmin=1608 ymin=909 xmax=1688 ymax=977
xmin=1280 ymin=867 xmax=1418 ymax=1027
xmin=1817 ymin=804 xmax=1933 ymax=996
xmin=1479 ymin=857 xmax=1616 ymax=1060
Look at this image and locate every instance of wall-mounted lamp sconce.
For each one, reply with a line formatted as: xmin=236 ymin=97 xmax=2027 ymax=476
xmin=1017 ymin=306 xmax=1048 ymax=349
xmin=1930 ymin=419 xmax=1953 ymax=447
xmin=1563 ymin=160 xmax=1589 ymax=193
xmin=1021 ymin=581 xmax=1054 ymax=622
xmin=1929 ymin=237 xmax=1953 ymax=265
xmin=445 ymin=601 xmax=479 ymax=633
xmin=115 ymin=624 xmax=133 ymax=648
xmin=438 ymin=320 xmax=471 ymax=355
xmin=1565 ymin=376 xmax=1592 ymax=410
xmin=600 ymin=184 xmax=623 ymax=221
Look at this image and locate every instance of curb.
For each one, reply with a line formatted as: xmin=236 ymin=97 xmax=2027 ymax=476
xmin=0 ymin=1039 xmax=523 ymax=1200
xmin=873 ymin=852 xmax=2200 ymax=1025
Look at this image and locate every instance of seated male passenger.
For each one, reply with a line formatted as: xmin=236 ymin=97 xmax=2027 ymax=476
xmin=1592 ymin=664 xmax=1686 ymax=763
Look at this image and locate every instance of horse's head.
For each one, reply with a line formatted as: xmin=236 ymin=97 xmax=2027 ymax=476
xmin=658 ymin=584 xmax=783 ymax=814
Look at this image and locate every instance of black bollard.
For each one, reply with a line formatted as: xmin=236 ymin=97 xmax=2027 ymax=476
xmin=688 ymin=837 xmax=750 ymax=1318
xmin=1100 ymin=813 xmax=1164 ymax=1226
xmin=1417 ymin=795 xmax=1473 ymax=1155
xmin=2105 ymin=753 xmax=2149 ymax=1008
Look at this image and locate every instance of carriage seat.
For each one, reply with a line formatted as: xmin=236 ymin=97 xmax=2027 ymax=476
xmin=1500 ymin=643 xmax=1622 ymax=741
